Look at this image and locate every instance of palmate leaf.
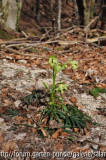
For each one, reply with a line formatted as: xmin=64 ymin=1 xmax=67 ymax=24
xmin=70 ymin=117 xmax=76 ymax=128
xmin=56 ymin=110 xmax=66 ymax=119
xmin=78 ymin=121 xmax=86 ymax=128
xmin=44 ymin=109 xmax=52 ymax=117
xmin=65 ymin=121 xmax=72 ymax=128
xmin=62 ymin=104 xmax=91 ymax=129
xmin=67 ymin=105 xmax=91 ymax=121
xmin=90 ymin=87 xmax=106 ymax=97
xmin=65 ymin=116 xmax=79 ymax=129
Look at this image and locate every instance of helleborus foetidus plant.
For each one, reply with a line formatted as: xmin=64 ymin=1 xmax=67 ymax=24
xmin=42 ymin=55 xmax=78 ymax=121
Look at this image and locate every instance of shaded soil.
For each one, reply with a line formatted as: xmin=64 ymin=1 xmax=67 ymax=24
xmin=19 ymin=0 xmax=75 ymax=35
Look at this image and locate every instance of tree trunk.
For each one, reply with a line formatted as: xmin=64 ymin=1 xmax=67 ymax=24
xmin=50 ymin=0 xmax=53 ymax=13
xmin=76 ymin=0 xmax=84 ymax=25
xmin=0 ymin=0 xmax=22 ymax=30
xmin=101 ymin=0 xmax=106 ymax=30
xmin=83 ymin=0 xmax=91 ymax=26
xmin=57 ymin=0 xmax=61 ymax=36
xmin=36 ymin=0 xmax=40 ymax=21
xmin=90 ymin=0 xmax=95 ymax=19
xmin=76 ymin=0 xmax=95 ymax=27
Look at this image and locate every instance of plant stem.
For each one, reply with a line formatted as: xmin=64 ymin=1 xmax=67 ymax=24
xmin=51 ymin=67 xmax=56 ymax=104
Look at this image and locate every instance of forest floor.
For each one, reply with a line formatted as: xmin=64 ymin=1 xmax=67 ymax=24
xmin=0 ymin=0 xmax=106 ymax=160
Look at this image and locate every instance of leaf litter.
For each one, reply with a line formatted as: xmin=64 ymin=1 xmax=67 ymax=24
xmin=0 ymin=28 xmax=106 ymax=160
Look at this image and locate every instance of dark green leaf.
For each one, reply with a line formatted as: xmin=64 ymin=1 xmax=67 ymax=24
xmin=50 ymin=113 xmax=54 ymax=121
xmin=6 ymin=109 xmax=20 ymax=117
xmin=90 ymin=88 xmax=106 ymax=97
xmin=54 ymin=113 xmax=60 ymax=122
xmin=21 ymin=124 xmax=34 ymax=128
xmin=62 ymin=104 xmax=68 ymax=112
xmin=8 ymin=127 xmax=18 ymax=131
xmin=68 ymin=137 xmax=74 ymax=141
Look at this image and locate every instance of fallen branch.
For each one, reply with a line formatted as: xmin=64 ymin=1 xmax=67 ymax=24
xmin=87 ymin=36 xmax=106 ymax=43
xmin=5 ymin=47 xmax=49 ymax=59
xmin=84 ymin=16 xmax=99 ymax=31
xmin=21 ymin=31 xmax=28 ymax=38
xmin=4 ymin=40 xmax=82 ymax=48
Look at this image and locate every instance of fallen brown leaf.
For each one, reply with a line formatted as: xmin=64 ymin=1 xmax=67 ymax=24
xmin=27 ymin=118 xmax=33 ymax=125
xmin=73 ymin=147 xmax=80 ymax=152
xmin=61 ymin=131 xmax=68 ymax=137
xmin=52 ymin=128 xmax=62 ymax=139
xmin=80 ymin=145 xmax=91 ymax=153
xmin=99 ymin=145 xmax=106 ymax=151
xmin=1 ymin=88 xmax=8 ymax=97
xmin=14 ymin=116 xmax=27 ymax=123
xmin=2 ymin=93 xmax=8 ymax=97
xmin=53 ymin=141 xmax=64 ymax=152
xmin=33 ymin=114 xmax=41 ymax=122
xmin=4 ymin=99 xmax=12 ymax=107
xmin=84 ymin=128 xmax=91 ymax=136
xmin=97 ymin=83 xmax=106 ymax=89
xmin=2 ymin=88 xmax=9 ymax=93
xmin=74 ymin=128 xmax=79 ymax=133
xmin=2 ymin=140 xmax=18 ymax=152
xmin=0 ymin=133 xmax=4 ymax=142
xmin=0 ymin=107 xmax=5 ymax=114
xmin=19 ymin=108 xmax=27 ymax=115
xmin=15 ymin=55 xmax=21 ymax=59
xmin=31 ymin=128 xmax=37 ymax=133
xmin=70 ymin=97 xmax=77 ymax=104
xmin=77 ymin=105 xmax=84 ymax=110
xmin=0 ymin=70 xmax=3 ymax=74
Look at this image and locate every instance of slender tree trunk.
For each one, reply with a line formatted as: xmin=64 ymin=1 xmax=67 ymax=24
xmin=83 ymin=0 xmax=91 ymax=26
xmin=57 ymin=0 xmax=61 ymax=36
xmin=101 ymin=0 xmax=106 ymax=29
xmin=90 ymin=0 xmax=95 ymax=19
xmin=76 ymin=0 xmax=84 ymax=25
xmin=36 ymin=0 xmax=40 ymax=21
xmin=50 ymin=0 xmax=53 ymax=13
xmin=72 ymin=0 xmax=79 ymax=25
xmin=66 ymin=0 xmax=69 ymax=5
xmin=0 ymin=0 xmax=22 ymax=30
